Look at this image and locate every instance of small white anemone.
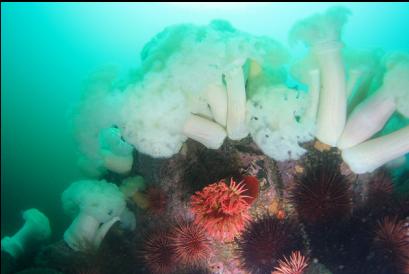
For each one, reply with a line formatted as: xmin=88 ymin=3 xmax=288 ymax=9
xmin=1 ymin=208 xmax=51 ymax=258
xmin=62 ymin=180 xmax=125 ymax=251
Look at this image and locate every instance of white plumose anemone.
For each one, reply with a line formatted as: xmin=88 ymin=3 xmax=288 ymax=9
xmin=1 ymin=208 xmax=51 ymax=258
xmin=62 ymin=180 xmax=126 ymax=251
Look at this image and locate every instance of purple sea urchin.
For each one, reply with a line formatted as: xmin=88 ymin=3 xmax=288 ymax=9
xmin=374 ymin=216 xmax=409 ymax=274
xmin=237 ymin=216 xmax=304 ymax=274
xmin=289 ymin=155 xmax=352 ymax=224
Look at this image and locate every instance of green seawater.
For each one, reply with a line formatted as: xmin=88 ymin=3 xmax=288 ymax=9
xmin=1 ymin=0 xmax=409 ymax=255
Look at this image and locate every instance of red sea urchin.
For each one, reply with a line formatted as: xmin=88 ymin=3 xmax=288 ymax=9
xmin=374 ymin=216 xmax=409 ymax=274
xmin=288 ymin=155 xmax=352 ymax=225
xmin=272 ymin=251 xmax=309 ymax=274
xmin=170 ymin=221 xmax=212 ymax=268
xmin=237 ymin=216 xmax=304 ymax=274
xmin=142 ymin=231 xmax=176 ymax=274
xmin=190 ymin=178 xmax=251 ymax=242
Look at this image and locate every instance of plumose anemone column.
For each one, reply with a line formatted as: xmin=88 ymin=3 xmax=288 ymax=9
xmin=338 ymin=53 xmax=409 ymax=149
xmin=342 ymin=126 xmax=409 ymax=174
xmin=182 ymin=114 xmax=227 ymax=149
xmin=314 ymin=41 xmax=347 ymax=146
xmin=1 ymin=208 xmax=51 ymax=258
xmin=224 ymin=60 xmax=249 ymax=140
xmin=304 ymin=69 xmax=320 ymax=122
xmin=64 ymin=212 xmax=120 ymax=251
xmin=205 ymin=81 xmax=228 ymax=127
xmin=338 ymin=93 xmax=396 ymax=150
xmin=290 ymin=7 xmax=350 ymax=146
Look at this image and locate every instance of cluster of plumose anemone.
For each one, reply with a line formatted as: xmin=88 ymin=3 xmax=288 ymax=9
xmin=2 ymin=5 xmax=409 ymax=274
xmin=70 ymin=6 xmax=408 ymax=178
